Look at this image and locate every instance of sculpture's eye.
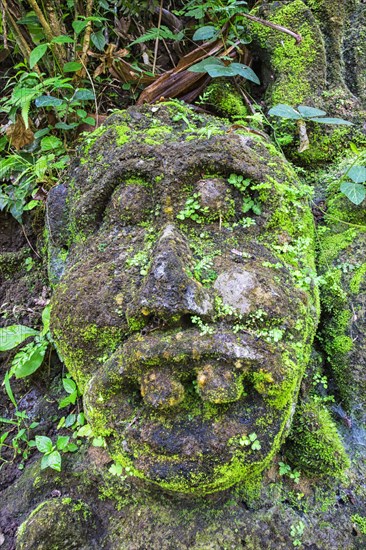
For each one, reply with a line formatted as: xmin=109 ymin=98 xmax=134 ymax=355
xmin=195 ymin=178 xmax=235 ymax=220
xmin=106 ymin=183 xmax=153 ymax=225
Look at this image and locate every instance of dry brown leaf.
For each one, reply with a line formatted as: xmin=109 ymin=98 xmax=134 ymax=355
xmin=6 ymin=115 xmax=34 ymax=150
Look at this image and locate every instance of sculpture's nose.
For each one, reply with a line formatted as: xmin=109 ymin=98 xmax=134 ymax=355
xmin=126 ymin=224 xmax=214 ymax=327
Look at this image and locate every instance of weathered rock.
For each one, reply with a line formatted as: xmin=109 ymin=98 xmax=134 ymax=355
xmin=47 ymin=102 xmax=320 ymax=495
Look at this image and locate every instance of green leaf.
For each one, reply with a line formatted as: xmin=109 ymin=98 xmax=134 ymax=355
xmin=349 ymin=142 xmax=359 ymax=155
xmin=347 ymin=165 xmax=366 ymax=184
xmin=63 ymin=62 xmax=83 ymax=73
xmin=73 ymin=89 xmax=95 ymax=101
xmin=249 ymin=432 xmax=257 ymax=441
xmin=55 ymin=122 xmax=78 ymax=130
xmin=72 ymin=20 xmax=88 ymax=34
xmin=35 ymin=95 xmax=64 ymax=108
xmin=66 ymin=442 xmax=79 ymax=452
xmin=340 ymin=181 xmax=366 ymax=205
xmin=91 ymin=30 xmax=106 ymax=51
xmin=65 ymin=413 xmax=76 ymax=427
xmin=56 ymin=435 xmax=70 ymax=450
xmin=63 ymin=378 xmax=77 ymax=394
xmin=82 ymin=117 xmax=96 ymax=126
xmin=51 ymin=35 xmax=74 ymax=44
xmin=41 ymin=450 xmax=61 ymax=471
xmin=0 ymin=325 xmax=39 ymax=351
xmin=297 ymin=105 xmax=326 ymax=118
xmin=251 ymin=440 xmax=261 ymax=450
xmin=205 ymin=63 xmax=237 ymax=78
xmin=29 ymin=44 xmax=48 ymax=68
xmin=77 ymin=424 xmax=93 ymax=437
xmin=3 ymin=371 xmax=17 ymax=407
xmin=92 ymin=436 xmax=105 ymax=447
xmin=192 ymin=26 xmax=217 ymax=41
xmin=187 ymin=57 xmax=221 ymax=73
xmin=34 ymin=128 xmax=50 ymax=138
xmin=268 ymin=104 xmax=301 ymax=120
xmin=41 ymin=136 xmax=63 ymax=151
xmin=23 ymin=200 xmax=40 ymax=211
xmin=35 ymin=435 xmax=53 ymax=453
xmin=13 ymin=341 xmax=47 ymax=378
xmin=41 ymin=304 xmax=51 ymax=334
xmin=309 ymin=117 xmax=353 ymax=125
xmin=231 ymin=63 xmax=260 ymax=84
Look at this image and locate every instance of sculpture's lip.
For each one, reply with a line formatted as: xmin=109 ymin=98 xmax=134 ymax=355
xmin=107 ymin=327 xmax=277 ymax=382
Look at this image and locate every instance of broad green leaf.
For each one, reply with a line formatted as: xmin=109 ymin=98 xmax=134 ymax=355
xmin=309 ymin=117 xmax=353 ymax=125
xmin=187 ymin=57 xmax=222 ymax=73
xmin=72 ymin=20 xmax=88 ymax=34
xmin=192 ymin=26 xmax=217 ymax=41
xmin=91 ymin=30 xmax=106 ymax=51
xmin=77 ymin=424 xmax=93 ymax=437
xmin=41 ymin=136 xmax=63 ymax=151
xmin=35 ymin=435 xmax=53 ymax=453
xmin=63 ymin=61 xmax=83 ymax=73
xmin=297 ymin=105 xmax=326 ymax=118
xmin=348 ymin=165 xmax=366 ymax=184
xmin=56 ymin=435 xmax=70 ymax=450
xmin=73 ymin=89 xmax=95 ymax=101
xmin=35 ymin=95 xmax=64 ymax=108
xmin=58 ymin=394 xmax=73 ymax=409
xmin=23 ymin=200 xmax=40 ymax=211
xmin=82 ymin=117 xmax=96 ymax=126
xmin=251 ymin=440 xmax=261 ymax=450
xmin=66 ymin=442 xmax=79 ymax=452
xmin=63 ymin=378 xmax=77 ymax=394
xmin=13 ymin=342 xmax=47 ymax=378
xmin=0 ymin=325 xmax=39 ymax=351
xmin=231 ymin=63 xmax=260 ymax=84
xmin=92 ymin=436 xmax=105 ymax=447
xmin=41 ymin=450 xmax=61 ymax=471
xmin=340 ymin=181 xmax=366 ymax=205
xmin=29 ymin=44 xmax=48 ymax=68
xmin=51 ymin=35 xmax=74 ymax=44
xmin=65 ymin=413 xmax=76 ymax=427
xmin=268 ymin=104 xmax=301 ymax=120
xmin=205 ymin=63 xmax=237 ymax=78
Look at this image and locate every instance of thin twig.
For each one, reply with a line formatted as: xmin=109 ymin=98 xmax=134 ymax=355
xmin=243 ymin=13 xmax=302 ymax=44
xmin=153 ymin=0 xmax=164 ymax=76
xmin=21 ymin=225 xmax=41 ymax=259
xmin=79 ymin=58 xmax=99 ymax=126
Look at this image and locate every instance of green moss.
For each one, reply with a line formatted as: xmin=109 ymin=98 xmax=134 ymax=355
xmin=350 ymin=262 xmax=366 ymax=294
xmin=116 ymin=124 xmax=131 ymax=145
xmin=352 ymin=514 xmax=366 ymax=535
xmin=204 ymin=81 xmax=248 ymax=120
xmin=251 ymin=0 xmax=325 ymax=106
xmin=287 ymin=399 xmax=350 ymax=476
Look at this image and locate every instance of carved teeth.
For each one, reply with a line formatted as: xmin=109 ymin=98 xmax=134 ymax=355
xmin=196 ymin=364 xmax=243 ymax=404
xmin=140 ymin=369 xmax=184 ymax=409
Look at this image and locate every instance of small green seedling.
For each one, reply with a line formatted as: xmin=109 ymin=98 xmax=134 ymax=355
xmin=32 ymin=435 xmax=78 ymax=471
xmin=239 ymin=432 xmax=261 ymax=450
xmin=58 ymin=376 xmax=81 ymax=409
xmin=279 ymin=461 xmax=301 ymax=483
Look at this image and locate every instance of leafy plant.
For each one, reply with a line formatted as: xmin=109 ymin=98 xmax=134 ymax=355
xmin=290 ymin=521 xmax=305 ymax=547
xmin=268 ymin=104 xmax=352 ymax=153
xmin=59 ymin=376 xmax=81 ymax=409
xmin=177 ymin=193 xmax=209 ymax=223
xmin=238 ymin=432 xmax=261 ymax=450
xmin=339 ymin=149 xmax=366 ymax=205
xmin=0 ymin=305 xmax=52 ymax=379
xmin=32 ymin=434 xmax=78 ymax=471
xmin=279 ymin=461 xmax=301 ymax=484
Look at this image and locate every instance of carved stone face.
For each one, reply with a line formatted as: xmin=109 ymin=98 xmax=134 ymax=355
xmin=48 ymin=105 xmax=318 ymax=493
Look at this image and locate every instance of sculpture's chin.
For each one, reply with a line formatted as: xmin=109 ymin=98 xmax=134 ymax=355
xmin=103 ymin=393 xmax=287 ymax=494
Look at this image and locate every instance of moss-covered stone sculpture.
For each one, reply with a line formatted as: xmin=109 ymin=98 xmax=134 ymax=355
xmin=47 ymin=102 xmax=320 ymax=494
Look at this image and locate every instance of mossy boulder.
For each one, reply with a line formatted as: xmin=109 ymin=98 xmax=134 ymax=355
xmin=47 ymin=102 xmax=319 ymax=494
xmin=318 ymin=165 xmax=366 ymax=417
xmin=16 ymin=498 xmax=96 ymax=550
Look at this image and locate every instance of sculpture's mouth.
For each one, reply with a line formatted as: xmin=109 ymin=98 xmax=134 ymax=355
xmin=84 ymin=329 xmax=288 ymax=489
